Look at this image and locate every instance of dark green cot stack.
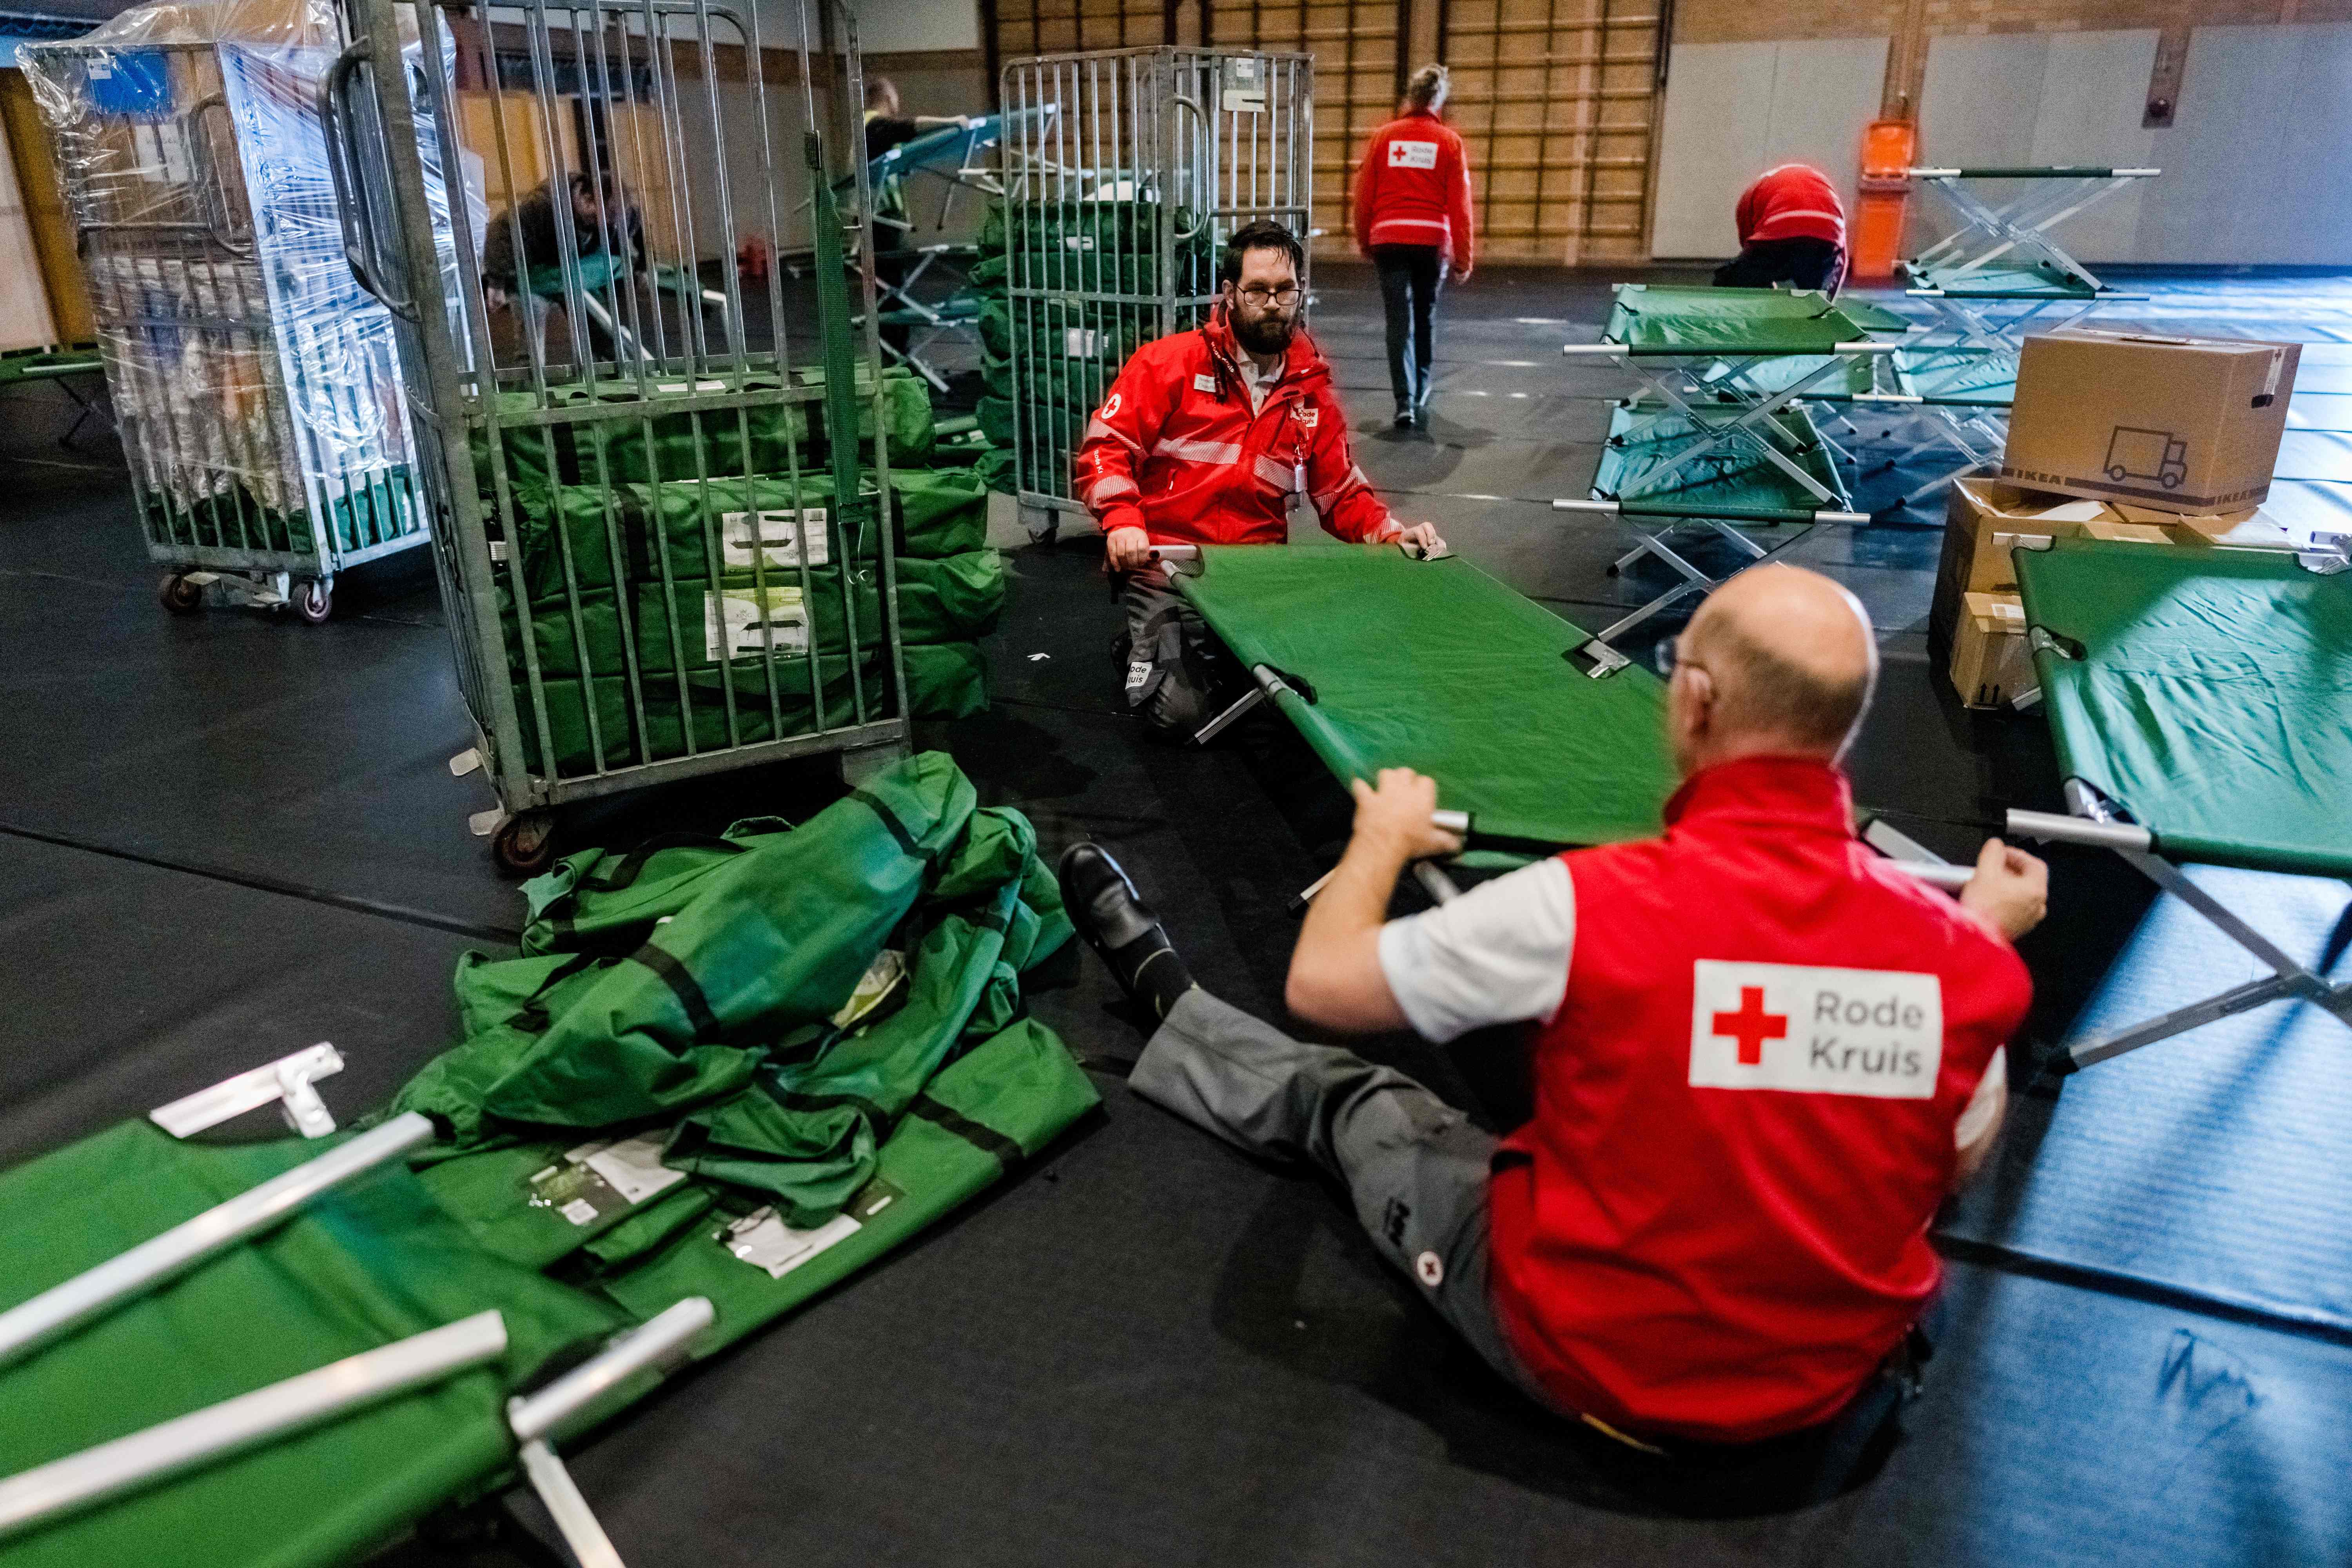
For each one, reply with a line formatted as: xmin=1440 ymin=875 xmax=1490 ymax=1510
xmin=466 ymin=366 xmax=1005 ymax=777
xmin=968 ymin=200 xmax=1211 ymax=498
xmin=0 ymin=754 xmax=1097 ymax=1567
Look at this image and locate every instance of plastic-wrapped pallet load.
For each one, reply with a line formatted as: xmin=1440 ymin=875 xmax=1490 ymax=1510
xmin=20 ymin=0 xmax=479 ymax=619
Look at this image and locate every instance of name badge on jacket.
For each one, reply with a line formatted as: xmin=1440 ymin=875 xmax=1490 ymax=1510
xmin=1686 ymin=960 xmax=1943 ymax=1098
xmin=1388 ymin=140 xmax=1439 ymax=170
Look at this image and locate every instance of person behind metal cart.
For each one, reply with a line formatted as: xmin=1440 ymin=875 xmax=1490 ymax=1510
xmin=862 ymin=76 xmax=973 ymax=354
xmin=479 ymin=166 xmax=648 ymax=356
xmin=1057 ymin=564 xmax=2049 ymax=1477
xmin=1073 ymin=220 xmax=1445 ymax=739
xmin=1351 ymin=64 xmax=1475 ymax=429
xmin=1715 ymin=163 xmax=1848 ymax=295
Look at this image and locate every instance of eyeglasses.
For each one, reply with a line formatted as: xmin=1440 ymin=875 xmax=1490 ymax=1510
xmin=1235 ymin=285 xmax=1301 ymax=306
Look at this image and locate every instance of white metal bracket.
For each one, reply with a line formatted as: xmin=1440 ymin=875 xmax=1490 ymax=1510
xmin=150 ymin=1044 xmax=345 ymax=1140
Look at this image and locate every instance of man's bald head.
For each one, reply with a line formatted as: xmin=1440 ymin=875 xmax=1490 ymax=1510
xmin=1671 ymin=566 xmax=1878 ymax=769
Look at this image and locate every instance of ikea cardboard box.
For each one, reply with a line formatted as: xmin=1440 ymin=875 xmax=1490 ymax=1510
xmin=1999 ymin=330 xmax=2299 ymax=515
xmin=1947 ymin=592 xmax=2033 ymax=710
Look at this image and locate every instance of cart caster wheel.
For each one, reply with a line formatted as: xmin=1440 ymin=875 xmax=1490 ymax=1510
xmin=293 ymin=579 xmax=333 ymax=624
xmin=159 ymin=573 xmax=203 ymax=615
xmin=492 ymin=811 xmax=557 ymax=876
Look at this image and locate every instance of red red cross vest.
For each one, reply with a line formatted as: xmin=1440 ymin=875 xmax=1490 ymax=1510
xmin=1487 ymin=756 xmax=2031 ymax=1443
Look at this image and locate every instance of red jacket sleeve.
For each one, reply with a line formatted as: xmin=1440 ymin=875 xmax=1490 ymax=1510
xmin=1735 ymin=179 xmax=1762 ymax=247
xmin=1072 ymin=349 xmax=1172 ymax=535
xmin=1353 ymin=129 xmax=1379 ymax=252
xmin=1446 ymin=129 xmax=1475 ymax=275
xmin=1301 ymin=384 xmax=1395 ymax=543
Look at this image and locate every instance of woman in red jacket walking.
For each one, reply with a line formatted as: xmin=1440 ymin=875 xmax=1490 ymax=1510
xmin=1352 ymin=65 xmax=1475 ymax=429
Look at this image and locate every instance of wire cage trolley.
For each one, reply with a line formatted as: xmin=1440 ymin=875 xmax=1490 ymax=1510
xmin=994 ymin=46 xmax=1311 ymax=544
xmin=22 ymin=0 xmax=467 ymax=622
xmin=323 ymin=0 xmax=911 ymax=870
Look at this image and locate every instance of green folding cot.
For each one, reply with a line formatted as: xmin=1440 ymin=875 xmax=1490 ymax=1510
xmin=1551 ymin=285 xmax=1906 ymax=659
xmin=0 ymin=755 xmax=1097 ymax=1566
xmin=2003 ymin=539 xmax=2352 ymax=1070
xmin=1147 ymin=542 xmax=1676 ymax=898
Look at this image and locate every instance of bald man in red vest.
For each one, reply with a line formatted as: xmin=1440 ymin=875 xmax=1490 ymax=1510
xmin=1058 ymin=564 xmax=2045 ymax=1474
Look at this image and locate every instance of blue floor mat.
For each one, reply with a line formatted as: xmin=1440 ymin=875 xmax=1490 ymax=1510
xmin=1943 ymin=863 xmax=2352 ymax=1335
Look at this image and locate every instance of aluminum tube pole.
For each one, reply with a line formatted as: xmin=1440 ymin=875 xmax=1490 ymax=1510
xmin=517 ymin=1440 xmax=627 ymax=1568
xmin=0 ymin=1113 xmax=436 ymax=1370
xmin=2005 ymin=808 xmax=2154 ymax=852
xmin=507 ymin=1298 xmax=715 ymax=1445
xmin=0 ymin=1311 xmax=507 ymax=1539
xmin=1560 ymin=343 xmax=1629 ymax=356
xmin=1552 ymin=499 xmax=1622 ymax=514
xmin=1888 ymin=861 xmax=1973 ymax=891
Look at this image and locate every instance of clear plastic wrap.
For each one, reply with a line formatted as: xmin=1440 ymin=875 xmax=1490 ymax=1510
xmin=22 ymin=0 xmax=476 ymax=563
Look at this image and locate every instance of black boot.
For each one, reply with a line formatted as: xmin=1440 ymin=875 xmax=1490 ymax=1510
xmin=1057 ymin=842 xmax=1195 ymax=1024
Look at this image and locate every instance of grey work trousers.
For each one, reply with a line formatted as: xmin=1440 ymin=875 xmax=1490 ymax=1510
xmin=1117 ymin=570 xmax=1242 ymax=739
xmin=1131 ymin=987 xmax=1563 ymax=1413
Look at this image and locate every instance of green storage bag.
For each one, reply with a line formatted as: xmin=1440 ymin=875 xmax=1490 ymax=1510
xmin=890 ymin=466 xmax=988 ymax=557
xmin=902 ymin=639 xmax=989 ymax=718
xmin=896 ymin=551 xmax=1006 ymax=642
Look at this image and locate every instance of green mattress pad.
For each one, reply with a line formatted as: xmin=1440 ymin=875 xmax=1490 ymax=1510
xmin=2016 ymin=539 xmax=2352 ymax=877
xmin=1604 ymin=284 xmax=1891 ymax=356
xmin=1593 ymin=399 xmax=1852 ymax=518
xmin=1175 ymin=545 xmax=1675 ymax=848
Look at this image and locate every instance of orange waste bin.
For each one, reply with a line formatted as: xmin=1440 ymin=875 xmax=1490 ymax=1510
xmin=1850 ymin=119 xmax=1917 ymax=281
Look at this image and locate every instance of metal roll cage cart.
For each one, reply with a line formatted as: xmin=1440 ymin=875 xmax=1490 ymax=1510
xmin=1896 ymin=165 xmax=2160 ymax=400
xmin=22 ymin=25 xmax=443 ymax=623
xmin=2009 ymin=785 xmax=2352 ymax=1073
xmin=998 ymin=46 xmax=1312 ymax=545
xmin=323 ymin=0 xmax=911 ymax=871
xmin=1550 ymin=325 xmax=1893 ymax=669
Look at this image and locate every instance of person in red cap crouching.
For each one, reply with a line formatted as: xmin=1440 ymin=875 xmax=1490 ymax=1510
xmin=1073 ymin=219 xmax=1443 ymax=739
xmin=1058 ymin=564 xmax=2047 ymax=1495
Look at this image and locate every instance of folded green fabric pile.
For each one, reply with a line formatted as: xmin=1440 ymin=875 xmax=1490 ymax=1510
xmin=0 ymin=756 xmax=1096 ymax=1564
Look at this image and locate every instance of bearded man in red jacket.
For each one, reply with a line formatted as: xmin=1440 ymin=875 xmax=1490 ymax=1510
xmin=1073 ymin=219 xmax=1444 ymax=738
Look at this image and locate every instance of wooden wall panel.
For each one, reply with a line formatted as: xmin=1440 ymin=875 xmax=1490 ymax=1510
xmin=1443 ymin=0 xmax=1662 ymax=263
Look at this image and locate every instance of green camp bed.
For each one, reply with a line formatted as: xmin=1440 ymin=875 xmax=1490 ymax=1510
xmin=0 ymin=755 xmax=1096 ymax=1565
xmin=2003 ymin=539 xmax=2352 ymax=1071
xmin=1896 ymin=166 xmax=2158 ymax=404
xmin=1552 ymin=285 xmax=1903 ymax=652
xmin=1151 ymin=542 xmax=1677 ymax=900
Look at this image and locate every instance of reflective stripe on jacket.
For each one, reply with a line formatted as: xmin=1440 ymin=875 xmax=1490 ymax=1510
xmin=1072 ymin=312 xmax=1396 ymax=548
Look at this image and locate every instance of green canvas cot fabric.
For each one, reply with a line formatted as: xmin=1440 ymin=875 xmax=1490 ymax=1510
xmin=402 ymin=751 xmax=1082 ymax=1240
xmin=1175 ymin=546 xmax=1677 ymax=848
xmin=1899 ymin=259 xmax=2098 ymax=299
xmin=2014 ymin=539 xmax=2352 ymax=877
xmin=1593 ymin=399 xmax=1851 ymax=517
xmin=0 ymin=1125 xmax=620 ymax=1568
xmin=901 ymin=639 xmax=990 ymax=718
xmin=895 ymin=551 xmax=1007 ymax=643
xmin=1604 ymin=284 xmax=1889 ymax=356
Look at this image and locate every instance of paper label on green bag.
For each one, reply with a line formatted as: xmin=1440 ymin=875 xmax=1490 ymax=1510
xmin=705 ymin=586 xmax=808 ymax=661
xmin=1063 ymin=328 xmax=1099 ymax=359
xmin=721 ymin=509 xmax=830 ymax=569
xmin=529 ymin=1134 xmax=687 ymax=1226
xmin=720 ymin=1180 xmax=902 ymax=1278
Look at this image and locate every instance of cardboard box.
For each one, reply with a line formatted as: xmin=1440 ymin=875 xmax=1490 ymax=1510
xmin=2000 ymin=330 xmax=2299 ymax=515
xmin=1931 ymin=472 xmax=2312 ymax=651
xmin=1948 ymin=592 xmax=2033 ymax=710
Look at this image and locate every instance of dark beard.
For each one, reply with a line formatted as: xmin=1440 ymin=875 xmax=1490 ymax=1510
xmin=1232 ymin=312 xmax=1295 ymax=356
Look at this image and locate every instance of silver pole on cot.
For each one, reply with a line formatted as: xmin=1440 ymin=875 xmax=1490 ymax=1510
xmin=0 ymin=1311 xmax=508 ymax=1540
xmin=506 ymin=1297 xmax=716 ymax=1568
xmin=1293 ymin=812 xmax=1474 ymax=908
xmin=0 ymin=1112 xmax=437 ymax=1370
